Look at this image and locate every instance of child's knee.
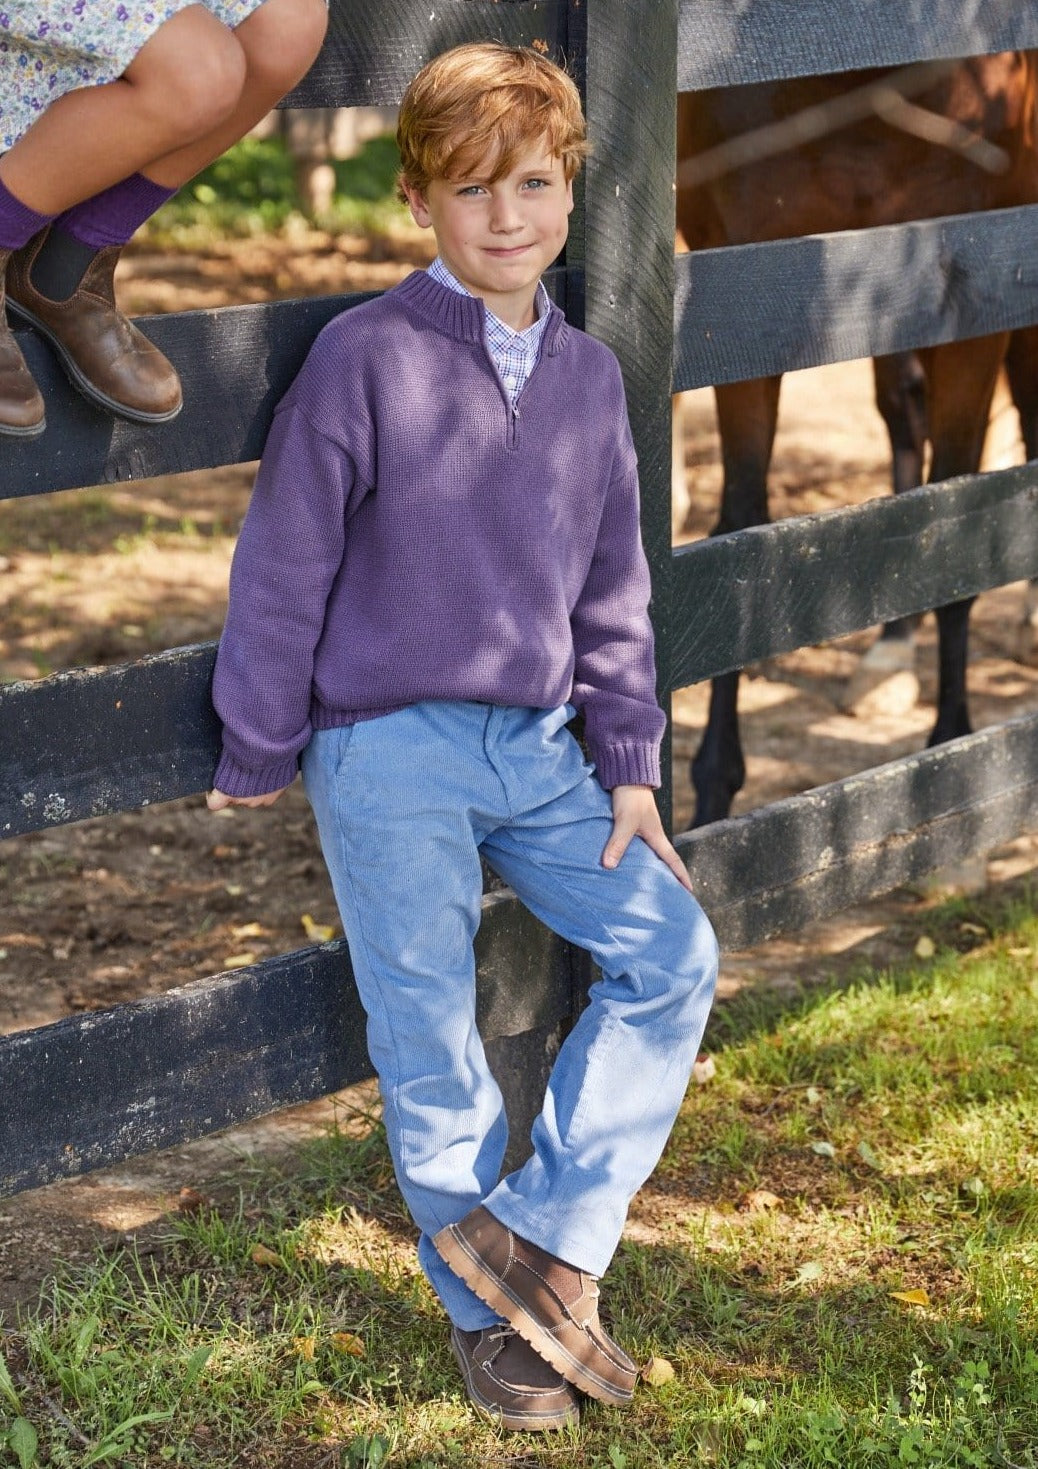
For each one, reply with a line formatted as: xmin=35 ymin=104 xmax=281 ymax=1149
xmin=663 ymin=894 xmax=720 ymax=1011
xmin=239 ymin=0 xmax=329 ymax=93
xmin=131 ymin=15 xmax=248 ymax=140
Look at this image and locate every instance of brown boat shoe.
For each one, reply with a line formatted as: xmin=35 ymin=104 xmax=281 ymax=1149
xmin=434 ymin=1207 xmax=638 ymax=1406
xmin=451 ymin=1324 xmax=581 ymax=1430
xmin=5 ymin=228 xmax=182 ymax=424
xmin=0 ymin=247 xmax=45 ymax=437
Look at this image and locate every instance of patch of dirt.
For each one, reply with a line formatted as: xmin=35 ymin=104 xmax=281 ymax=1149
xmin=2 ymin=232 xmax=1037 ymax=1322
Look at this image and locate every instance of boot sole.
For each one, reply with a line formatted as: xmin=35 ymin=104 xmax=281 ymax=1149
xmin=6 ymin=298 xmax=182 ymax=425
xmin=436 ymin=1227 xmax=636 ymax=1405
xmin=0 ymin=413 xmax=45 ymax=438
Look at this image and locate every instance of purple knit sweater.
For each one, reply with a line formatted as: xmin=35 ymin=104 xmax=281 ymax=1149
xmin=212 ymin=270 xmax=665 ymax=797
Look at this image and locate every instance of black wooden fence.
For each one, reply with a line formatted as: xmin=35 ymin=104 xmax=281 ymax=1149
xmin=4 ymin=0 xmax=1038 ymax=1195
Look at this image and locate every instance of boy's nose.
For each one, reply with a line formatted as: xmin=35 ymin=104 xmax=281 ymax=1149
xmin=489 ymin=196 xmax=523 ymax=231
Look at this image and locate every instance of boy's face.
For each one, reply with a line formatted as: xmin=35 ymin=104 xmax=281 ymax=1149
xmin=401 ymin=138 xmax=574 ymax=330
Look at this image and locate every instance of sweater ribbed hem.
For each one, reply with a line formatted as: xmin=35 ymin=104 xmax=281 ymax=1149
xmin=212 ymin=752 xmax=299 ymax=800
xmin=592 ymin=742 xmax=661 ymax=791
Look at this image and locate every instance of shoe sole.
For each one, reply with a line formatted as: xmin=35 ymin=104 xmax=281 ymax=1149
xmin=7 ymin=298 xmax=182 ymax=425
xmin=0 ymin=413 xmax=45 ymax=438
xmin=449 ymin=1331 xmax=580 ymax=1431
xmin=437 ymin=1227 xmax=636 ymax=1405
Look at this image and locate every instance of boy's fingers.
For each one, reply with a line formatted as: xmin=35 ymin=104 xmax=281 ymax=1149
xmin=647 ymin=834 xmax=695 ymax=893
xmin=207 ymin=788 xmax=285 ymax=811
xmin=602 ymin=815 xmax=636 ymax=869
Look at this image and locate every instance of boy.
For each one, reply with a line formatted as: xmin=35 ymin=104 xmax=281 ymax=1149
xmin=208 ymin=41 xmax=718 ymax=1432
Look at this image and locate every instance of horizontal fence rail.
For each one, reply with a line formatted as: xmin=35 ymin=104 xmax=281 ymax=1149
xmin=0 ymin=645 xmax=219 ymax=837
xmin=674 ymin=205 xmax=1038 ymax=392
xmin=671 ymin=461 xmax=1038 ymax=688
xmin=288 ymin=0 xmax=569 ymax=109
xmin=0 ymin=268 xmax=572 ymax=500
xmin=0 ymin=894 xmax=575 ymax=1196
xmin=680 ymin=708 xmax=1038 ymax=947
xmin=4 ymin=462 xmax=1037 ymax=839
xmin=6 ymin=705 xmax=1038 ymax=1195
xmin=678 ymin=0 xmax=1038 ymax=91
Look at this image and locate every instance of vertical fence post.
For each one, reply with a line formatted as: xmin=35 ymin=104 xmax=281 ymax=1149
xmin=569 ymin=0 xmax=679 ymax=828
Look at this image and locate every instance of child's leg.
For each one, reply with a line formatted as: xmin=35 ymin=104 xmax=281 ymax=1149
xmin=432 ymin=706 xmax=717 ymax=1399
xmin=300 ymin=708 xmax=515 ymax=1334
xmin=140 ymin=0 xmax=329 ymax=189
xmin=476 ymin=769 xmax=718 ymax=1274
xmin=0 ymin=0 xmax=324 ymax=423
xmin=0 ymin=9 xmax=250 ymax=215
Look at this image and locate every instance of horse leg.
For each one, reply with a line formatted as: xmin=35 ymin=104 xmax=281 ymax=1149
xmin=691 ymin=375 xmax=781 ymax=826
xmin=1004 ymin=325 xmax=1038 ymax=660
xmin=874 ymin=351 xmax=928 ymax=641
xmin=922 ymin=333 xmax=1007 ymax=745
xmin=842 ymin=352 xmax=929 ymax=714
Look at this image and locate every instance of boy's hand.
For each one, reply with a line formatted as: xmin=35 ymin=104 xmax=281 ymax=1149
xmin=603 ymin=784 xmax=694 ymax=893
xmin=206 ymin=788 xmax=287 ymax=811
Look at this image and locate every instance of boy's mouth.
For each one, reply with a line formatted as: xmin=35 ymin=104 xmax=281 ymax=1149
xmin=483 ymin=245 xmax=533 ymax=260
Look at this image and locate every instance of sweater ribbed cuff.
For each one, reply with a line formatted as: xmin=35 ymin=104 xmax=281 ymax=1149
xmin=212 ymin=751 xmax=299 ymax=799
xmin=591 ymin=742 xmax=661 ymax=791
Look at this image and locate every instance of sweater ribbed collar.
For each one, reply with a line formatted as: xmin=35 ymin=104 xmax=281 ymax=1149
xmin=393 ymin=269 xmax=570 ymax=356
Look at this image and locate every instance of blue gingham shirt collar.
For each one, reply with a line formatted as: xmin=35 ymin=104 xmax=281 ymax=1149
xmin=428 ymin=256 xmax=550 ymax=405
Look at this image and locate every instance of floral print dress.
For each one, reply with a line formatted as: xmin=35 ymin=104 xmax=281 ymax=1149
xmin=0 ymin=0 xmax=269 ymax=149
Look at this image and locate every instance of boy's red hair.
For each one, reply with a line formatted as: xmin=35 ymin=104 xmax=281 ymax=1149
xmin=397 ymin=41 xmax=589 ymax=197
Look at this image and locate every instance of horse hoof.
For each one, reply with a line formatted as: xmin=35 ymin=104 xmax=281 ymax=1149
xmin=840 ymin=639 xmax=920 ymax=718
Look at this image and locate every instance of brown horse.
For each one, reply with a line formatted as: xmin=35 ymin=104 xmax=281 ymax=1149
xmin=676 ymin=54 xmax=1038 ymax=826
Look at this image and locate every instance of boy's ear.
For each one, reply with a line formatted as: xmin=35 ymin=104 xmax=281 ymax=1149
xmin=400 ymin=179 xmax=433 ymax=229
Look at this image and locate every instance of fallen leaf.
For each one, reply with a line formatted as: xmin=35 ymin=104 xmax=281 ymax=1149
xmin=811 ymin=1140 xmax=836 ymax=1158
xmin=292 ymin=1336 xmax=316 ymax=1360
xmin=232 ymin=921 xmax=266 ymax=940
xmin=301 ymin=913 xmax=336 ymax=943
xmin=790 ymin=1260 xmax=824 ymax=1287
xmin=914 ymin=935 xmax=936 ymax=959
xmin=223 ymin=951 xmax=257 ymax=970
xmin=691 ymin=1053 xmax=716 ymax=1085
xmin=889 ymin=1288 xmax=930 ymax=1307
xmin=250 ymin=1244 xmax=282 ymax=1268
xmin=641 ymin=1355 xmax=675 ymax=1386
xmin=740 ymin=1189 xmax=783 ymax=1214
xmin=176 ymin=1187 xmax=208 ymax=1214
xmin=331 ymin=1331 xmax=366 ymax=1358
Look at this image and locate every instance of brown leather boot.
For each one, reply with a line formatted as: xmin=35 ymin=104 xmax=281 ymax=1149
xmin=0 ymin=247 xmax=45 ymax=437
xmin=6 ymin=228 xmax=182 ymax=424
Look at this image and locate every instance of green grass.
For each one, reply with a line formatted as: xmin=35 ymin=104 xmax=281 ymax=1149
xmin=4 ymin=894 xmax=1038 ymax=1466
xmin=141 ymin=134 xmax=412 ymax=246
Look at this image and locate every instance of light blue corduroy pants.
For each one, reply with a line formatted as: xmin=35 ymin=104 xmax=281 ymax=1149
xmin=302 ymin=701 xmax=718 ymax=1330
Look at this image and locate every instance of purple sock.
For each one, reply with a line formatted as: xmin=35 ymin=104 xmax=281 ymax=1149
xmin=0 ymin=175 xmax=55 ymax=250
xmin=54 ymin=172 xmax=176 ymax=250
